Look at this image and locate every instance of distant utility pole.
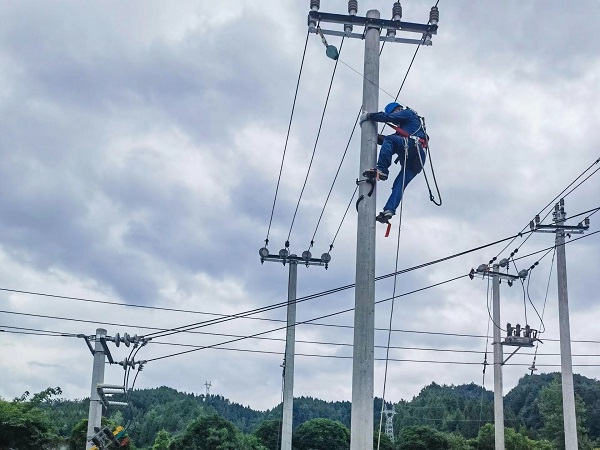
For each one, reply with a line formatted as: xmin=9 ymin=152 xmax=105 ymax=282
xmin=258 ymin=247 xmax=330 ymax=450
xmin=78 ymin=330 xmax=148 ymax=450
xmin=306 ymin=2 xmax=438 ymax=449
xmin=530 ymin=198 xmax=590 ymax=450
xmin=471 ymin=262 xmax=517 ymax=450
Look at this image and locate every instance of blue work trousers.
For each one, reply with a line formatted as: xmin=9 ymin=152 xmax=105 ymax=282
xmin=376 ymin=135 xmax=426 ymax=214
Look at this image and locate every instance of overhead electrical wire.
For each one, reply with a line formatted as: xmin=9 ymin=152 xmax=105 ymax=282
xmin=142 ymin=230 xmax=533 ymax=341
xmin=6 ymin=324 xmax=600 ymax=360
xmin=286 ymin=37 xmax=346 ymax=246
xmin=2 ymin=224 xmax=596 ymax=344
xmin=315 ymin=42 xmax=389 ymax=253
xmin=494 ymin=155 xmax=600 ymax=259
xmin=264 ymin=31 xmax=311 ymax=247
xmin=144 ymin=274 xmax=467 ymax=362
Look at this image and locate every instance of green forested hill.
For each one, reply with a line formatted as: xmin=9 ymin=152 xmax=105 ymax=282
xmin=35 ymin=372 xmax=600 ymax=449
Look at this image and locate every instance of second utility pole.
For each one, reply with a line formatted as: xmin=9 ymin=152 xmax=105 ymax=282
xmin=491 ymin=265 xmax=505 ymax=450
xmin=281 ymin=258 xmax=298 ymax=450
xmin=531 ymin=199 xmax=590 ymax=450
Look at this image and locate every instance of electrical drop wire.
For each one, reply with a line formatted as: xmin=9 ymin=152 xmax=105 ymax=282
xmin=530 ymin=247 xmax=556 ymax=374
xmin=286 ymin=37 xmax=345 ymax=247
xmin=377 ymin=133 xmax=409 ymax=450
xmin=264 ymin=31 xmax=310 ymax=247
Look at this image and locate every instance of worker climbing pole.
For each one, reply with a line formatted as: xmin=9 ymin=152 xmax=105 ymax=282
xmin=360 ymin=101 xmax=442 ymax=234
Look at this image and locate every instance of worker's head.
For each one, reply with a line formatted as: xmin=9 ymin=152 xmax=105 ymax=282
xmin=384 ymin=102 xmax=403 ymax=114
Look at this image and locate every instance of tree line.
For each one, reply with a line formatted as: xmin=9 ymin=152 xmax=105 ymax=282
xmin=2 ymin=372 xmax=600 ymax=449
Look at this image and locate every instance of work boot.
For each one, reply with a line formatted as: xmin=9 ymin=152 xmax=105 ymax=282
xmin=376 ymin=210 xmax=393 ymax=223
xmin=363 ymin=168 xmax=388 ymax=181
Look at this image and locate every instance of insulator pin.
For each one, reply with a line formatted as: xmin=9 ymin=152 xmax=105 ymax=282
xmin=429 ymin=6 xmax=439 ymax=24
xmin=392 ymin=2 xmax=402 ymax=21
xmin=348 ymin=0 xmax=358 ymax=15
xmin=310 ymin=0 xmax=320 ymax=11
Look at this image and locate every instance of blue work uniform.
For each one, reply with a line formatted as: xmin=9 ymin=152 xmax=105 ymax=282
xmin=369 ymin=108 xmax=427 ymax=214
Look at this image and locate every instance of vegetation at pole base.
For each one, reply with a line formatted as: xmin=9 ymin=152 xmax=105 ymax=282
xmin=291 ymin=418 xmax=350 ymax=450
xmin=167 ymin=414 xmax=267 ymax=450
xmin=396 ymin=425 xmax=450 ymax=450
xmin=253 ymin=419 xmax=282 ymax=450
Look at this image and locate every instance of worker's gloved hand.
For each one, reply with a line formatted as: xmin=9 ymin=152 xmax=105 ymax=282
xmin=359 ymin=110 xmax=371 ymax=125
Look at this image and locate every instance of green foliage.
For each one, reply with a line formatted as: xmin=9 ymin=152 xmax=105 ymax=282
xmin=0 ymin=388 xmax=61 ymax=450
xmin=374 ymin=432 xmax=395 ymax=450
xmin=253 ymin=419 xmax=281 ymax=450
xmin=445 ymin=432 xmax=472 ymax=450
xmin=537 ymin=377 xmax=591 ymax=450
xmin=264 ymin=396 xmax=351 ymax=430
xmin=473 ymin=423 xmax=556 ymax=450
xmin=152 ymin=429 xmax=171 ymax=450
xmin=168 ymin=414 xmax=265 ymax=450
xmin=392 ymin=383 xmax=493 ymax=439
xmin=396 ymin=425 xmax=449 ymax=450
xmin=37 ymin=374 xmax=600 ymax=449
xmin=292 ymin=418 xmax=350 ymax=450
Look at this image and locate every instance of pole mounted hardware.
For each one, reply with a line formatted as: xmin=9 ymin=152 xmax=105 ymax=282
xmin=530 ymin=198 xmax=590 ymax=235
xmin=259 ymin=247 xmax=331 ymax=269
xmin=96 ymin=384 xmax=128 ymax=408
xmin=469 ymin=260 xmax=526 ymax=287
xmin=307 ymin=1 xmax=438 ymax=47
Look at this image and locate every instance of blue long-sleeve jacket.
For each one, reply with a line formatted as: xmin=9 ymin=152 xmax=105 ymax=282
xmin=369 ymin=109 xmax=425 ymax=139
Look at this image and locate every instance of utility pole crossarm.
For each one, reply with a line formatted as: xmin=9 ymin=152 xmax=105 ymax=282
xmin=308 ymin=11 xmax=438 ymax=35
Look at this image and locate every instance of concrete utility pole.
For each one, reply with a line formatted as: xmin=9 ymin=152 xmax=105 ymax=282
xmin=86 ymin=328 xmax=107 ymax=450
xmin=78 ymin=330 xmax=147 ymax=450
xmin=351 ymin=10 xmax=380 ymax=450
xmin=258 ymin=248 xmax=330 ymax=450
xmin=281 ymin=259 xmax=298 ymax=450
xmin=472 ymin=260 xmax=530 ymax=450
xmin=491 ymin=265 xmax=505 ymax=450
xmin=530 ymin=198 xmax=590 ymax=450
xmin=305 ymin=3 xmax=438 ymax=449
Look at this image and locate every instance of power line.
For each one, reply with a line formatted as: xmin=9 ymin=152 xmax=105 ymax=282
xmin=286 ymin=38 xmax=345 ymax=246
xmin=494 ymin=156 xmax=600 ymax=259
xmin=144 ymin=230 xmax=532 ymax=341
xmin=314 ymin=41 xmax=388 ymax=254
xmin=265 ymin=31 xmax=310 ymax=246
xmin=3 ymin=226 xmax=596 ymax=344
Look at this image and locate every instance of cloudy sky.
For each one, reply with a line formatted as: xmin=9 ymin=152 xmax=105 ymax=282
xmin=1 ymin=0 xmax=599 ymax=414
